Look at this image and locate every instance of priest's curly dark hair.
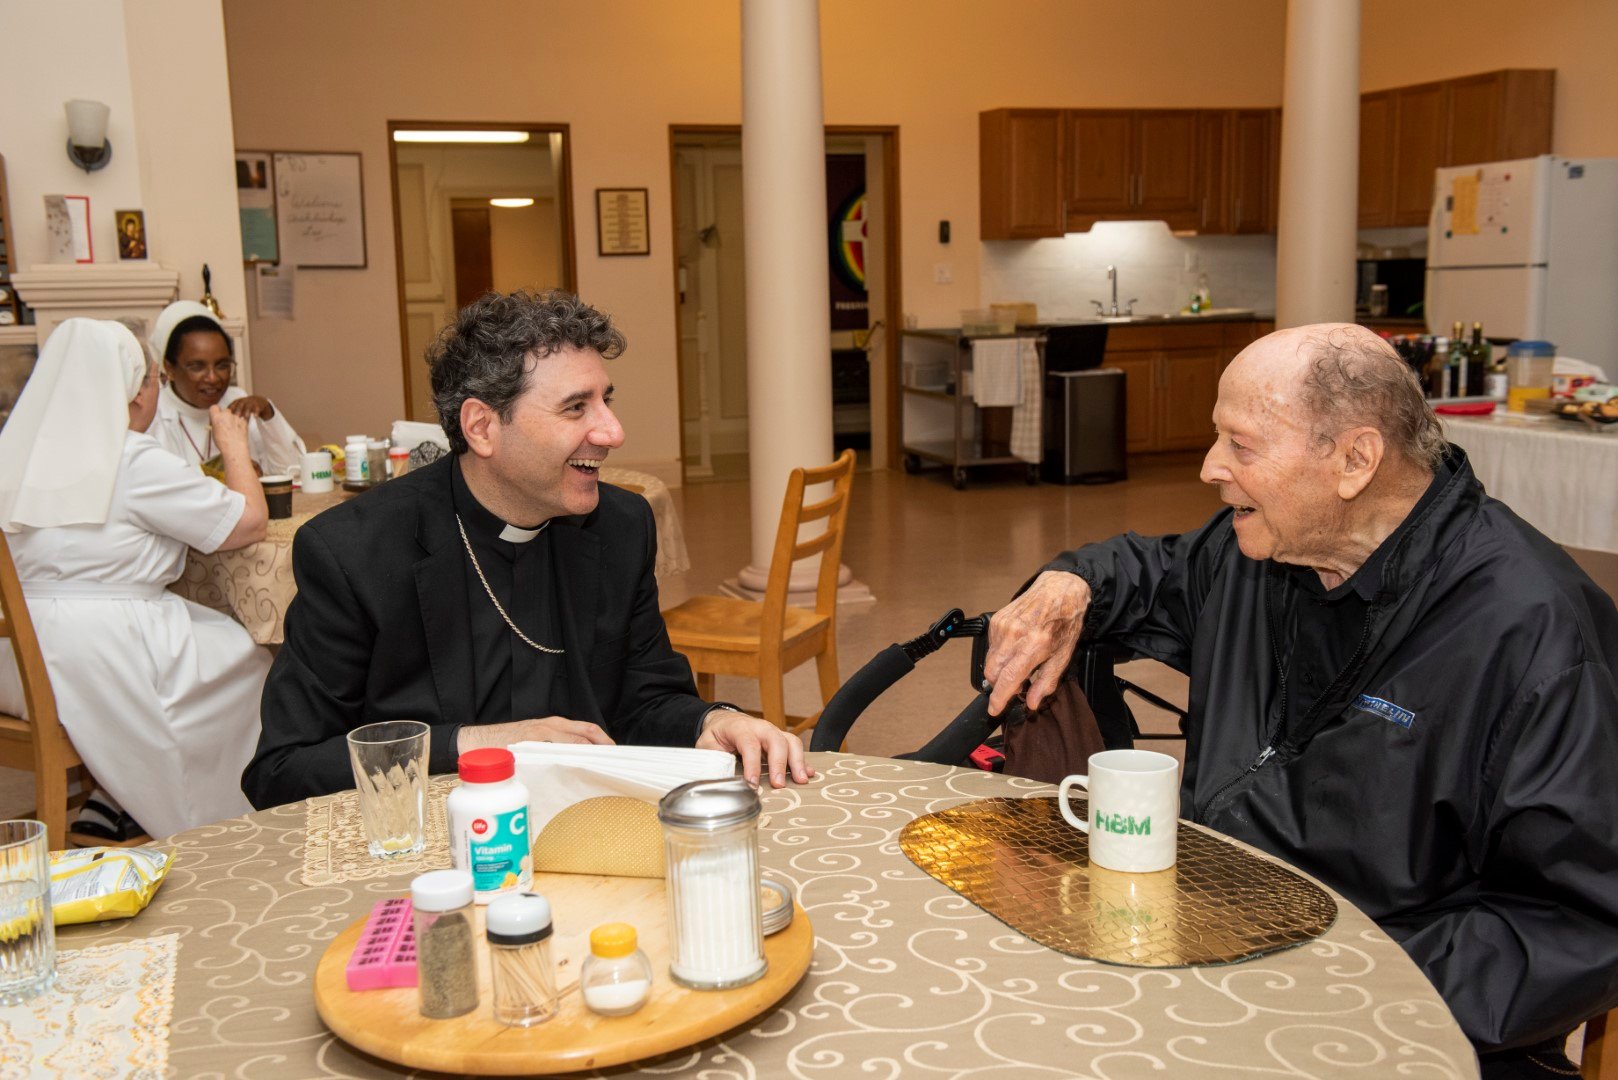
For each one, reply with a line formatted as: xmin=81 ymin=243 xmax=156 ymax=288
xmin=428 ymin=289 xmax=626 ymax=455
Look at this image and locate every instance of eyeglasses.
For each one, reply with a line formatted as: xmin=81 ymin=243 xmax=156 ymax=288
xmin=176 ymin=359 xmax=235 ymax=379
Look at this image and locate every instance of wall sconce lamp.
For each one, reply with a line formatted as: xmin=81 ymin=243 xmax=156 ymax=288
xmin=65 ymin=99 xmax=113 ymax=173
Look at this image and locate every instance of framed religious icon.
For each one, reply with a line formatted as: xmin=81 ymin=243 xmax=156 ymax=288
xmin=115 ymin=209 xmax=147 ymax=260
xmin=235 ymin=150 xmax=278 ymax=264
xmin=595 ymin=188 xmax=650 ymax=256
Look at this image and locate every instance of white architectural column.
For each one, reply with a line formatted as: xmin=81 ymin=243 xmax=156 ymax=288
xmin=1275 ymin=0 xmax=1361 ymax=328
xmin=730 ymin=0 xmax=867 ymax=602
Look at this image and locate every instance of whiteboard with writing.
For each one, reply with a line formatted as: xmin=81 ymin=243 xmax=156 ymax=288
xmin=273 ymin=152 xmax=367 ymax=268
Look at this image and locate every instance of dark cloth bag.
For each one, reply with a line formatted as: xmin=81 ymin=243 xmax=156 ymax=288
xmin=999 ymin=673 xmax=1109 ymax=784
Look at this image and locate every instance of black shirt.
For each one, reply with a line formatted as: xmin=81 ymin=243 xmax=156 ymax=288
xmin=450 ymin=457 xmax=568 ymax=725
xmin=1276 ymin=463 xmax=1451 ymax=730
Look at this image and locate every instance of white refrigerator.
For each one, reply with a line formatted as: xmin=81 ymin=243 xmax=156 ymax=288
xmin=1425 ymin=155 xmax=1618 ymax=363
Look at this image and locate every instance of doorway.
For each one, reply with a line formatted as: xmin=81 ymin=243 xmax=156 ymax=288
xmin=387 ymin=122 xmax=576 ymax=421
xmin=669 ymin=125 xmax=900 ymax=483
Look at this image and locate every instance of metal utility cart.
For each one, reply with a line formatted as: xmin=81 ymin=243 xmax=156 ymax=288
xmin=899 ymin=329 xmax=1039 ymax=489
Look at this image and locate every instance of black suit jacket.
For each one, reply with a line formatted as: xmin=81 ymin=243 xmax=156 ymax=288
xmin=243 ymin=457 xmax=708 ymax=808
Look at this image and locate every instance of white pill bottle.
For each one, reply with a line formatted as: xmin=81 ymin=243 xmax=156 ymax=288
xmin=447 ymin=747 xmax=532 ymax=904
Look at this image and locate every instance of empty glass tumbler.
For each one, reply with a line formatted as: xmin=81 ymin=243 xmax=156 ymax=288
xmin=0 ymin=820 xmax=55 ymax=1004
xmin=346 ymin=720 xmax=430 ymax=858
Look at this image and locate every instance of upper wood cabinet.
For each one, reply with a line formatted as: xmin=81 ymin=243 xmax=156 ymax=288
xmin=1134 ymin=111 xmax=1201 ymax=223
xmin=1358 ymin=91 xmax=1396 ymax=227
xmin=1066 ymin=111 xmax=1135 ymax=217
xmin=1362 ymin=69 xmax=1554 ymax=228
xmin=1227 ymin=110 xmax=1271 ymax=234
xmin=979 ymin=109 xmax=1066 ymax=239
xmin=1197 ymin=113 xmax=1229 ymax=234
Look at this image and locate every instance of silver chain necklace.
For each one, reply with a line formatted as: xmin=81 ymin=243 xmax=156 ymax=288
xmin=455 ymin=514 xmax=564 ymax=654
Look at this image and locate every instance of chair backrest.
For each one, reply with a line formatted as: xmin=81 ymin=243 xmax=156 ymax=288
xmin=760 ymin=449 xmax=856 ymax=640
xmin=0 ymin=531 xmax=59 ymax=741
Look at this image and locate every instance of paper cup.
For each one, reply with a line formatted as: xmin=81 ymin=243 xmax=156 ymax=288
xmin=261 ymin=475 xmax=294 ymax=519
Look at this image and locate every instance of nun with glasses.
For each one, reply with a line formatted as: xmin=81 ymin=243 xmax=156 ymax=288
xmin=0 ymin=318 xmax=270 ymax=839
xmin=148 ymin=300 xmax=306 ymax=477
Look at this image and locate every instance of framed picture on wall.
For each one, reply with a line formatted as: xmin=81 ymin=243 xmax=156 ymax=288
xmin=115 ymin=209 xmax=147 ymax=260
xmin=235 ymin=150 xmax=278 ymax=264
xmin=595 ymin=188 xmax=650 ymax=256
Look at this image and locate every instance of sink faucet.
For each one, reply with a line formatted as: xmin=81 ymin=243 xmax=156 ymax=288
xmin=1089 ymin=266 xmax=1137 ymax=317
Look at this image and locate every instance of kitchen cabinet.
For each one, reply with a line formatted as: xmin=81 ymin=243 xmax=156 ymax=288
xmin=979 ymin=109 xmax=1066 ymax=239
xmin=1391 ymin=82 xmax=1449 ymax=227
xmin=1267 ymin=109 xmax=1281 ymax=233
xmin=1228 ymin=110 xmax=1272 ymax=234
xmin=1065 ymin=111 xmax=1135 ymax=218
xmin=1358 ymin=91 xmax=1396 ymax=227
xmin=1197 ymin=113 xmax=1229 ymax=233
xmin=1066 ymin=110 xmax=1199 ymax=231
xmin=1105 ymin=322 xmax=1229 ymax=453
xmin=1445 ymin=69 xmax=1555 ymax=167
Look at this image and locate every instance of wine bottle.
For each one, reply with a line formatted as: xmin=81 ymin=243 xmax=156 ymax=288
xmin=1467 ymin=322 xmax=1488 ymax=396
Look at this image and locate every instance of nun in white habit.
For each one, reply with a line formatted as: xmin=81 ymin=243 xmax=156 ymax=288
xmin=0 ymin=319 xmax=271 ymax=838
xmin=148 ymin=300 xmax=306 ymax=476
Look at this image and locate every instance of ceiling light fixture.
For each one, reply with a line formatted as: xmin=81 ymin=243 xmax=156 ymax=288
xmin=392 ymin=130 xmax=530 ymax=144
xmin=489 ymin=197 xmax=535 ymax=208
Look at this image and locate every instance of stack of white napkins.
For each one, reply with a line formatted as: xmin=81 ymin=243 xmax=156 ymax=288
xmin=509 ymin=742 xmax=736 ymax=836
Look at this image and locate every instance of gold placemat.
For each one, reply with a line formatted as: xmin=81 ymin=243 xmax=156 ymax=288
xmin=899 ymin=796 xmax=1337 ymax=968
xmin=3 ymin=933 xmax=179 ymax=1077
xmin=301 ymin=775 xmax=456 ymax=886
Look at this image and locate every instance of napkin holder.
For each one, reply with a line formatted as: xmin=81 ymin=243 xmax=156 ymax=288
xmin=512 ymin=743 xmax=735 ymax=880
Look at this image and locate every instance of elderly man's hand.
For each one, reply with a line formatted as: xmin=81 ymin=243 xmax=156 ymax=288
xmin=227 ymin=394 xmax=275 ymax=421
xmin=697 ymin=711 xmax=815 ymax=788
xmin=457 ymin=716 xmax=614 ymax=752
xmin=983 ymin=571 xmax=1092 ymax=716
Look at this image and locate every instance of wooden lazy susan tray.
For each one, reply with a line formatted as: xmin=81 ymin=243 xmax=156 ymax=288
xmin=314 ymin=872 xmax=813 ymax=1075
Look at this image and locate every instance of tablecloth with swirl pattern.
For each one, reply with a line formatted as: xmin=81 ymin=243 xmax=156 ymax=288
xmin=56 ymin=754 xmax=1477 ymax=1078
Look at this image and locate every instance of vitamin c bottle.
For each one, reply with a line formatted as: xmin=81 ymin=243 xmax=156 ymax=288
xmin=447 ymin=747 xmax=532 ymax=904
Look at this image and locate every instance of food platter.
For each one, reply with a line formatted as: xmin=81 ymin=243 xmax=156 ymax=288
xmin=313 ymin=872 xmax=813 ymax=1076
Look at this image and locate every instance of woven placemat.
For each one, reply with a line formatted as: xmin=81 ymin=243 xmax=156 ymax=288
xmin=5 ymin=933 xmax=179 ymax=1077
xmin=302 ymin=775 xmax=457 ymax=886
xmin=900 ymin=796 xmax=1337 ymax=968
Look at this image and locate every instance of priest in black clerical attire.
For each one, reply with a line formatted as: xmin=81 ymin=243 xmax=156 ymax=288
xmin=243 ymin=291 xmax=812 ymax=809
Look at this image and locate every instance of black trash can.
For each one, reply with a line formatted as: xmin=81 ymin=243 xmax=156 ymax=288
xmin=1042 ymin=368 xmax=1127 ymax=484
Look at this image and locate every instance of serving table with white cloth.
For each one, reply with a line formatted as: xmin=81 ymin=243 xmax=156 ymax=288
xmin=170 ymin=469 xmax=690 ymax=644
xmin=49 ymin=755 xmax=1477 ymax=1079
xmin=1442 ymin=410 xmax=1618 ymax=554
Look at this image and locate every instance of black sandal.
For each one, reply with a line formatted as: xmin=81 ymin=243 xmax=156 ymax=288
xmin=72 ymin=800 xmax=145 ymax=843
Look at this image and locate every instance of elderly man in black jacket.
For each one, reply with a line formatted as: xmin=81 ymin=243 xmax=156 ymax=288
xmin=986 ymin=323 xmax=1618 ymax=1077
xmin=244 ymin=291 xmax=812 ymax=809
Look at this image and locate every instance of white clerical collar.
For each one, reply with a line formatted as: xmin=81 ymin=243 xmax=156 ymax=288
xmin=499 ymin=520 xmax=549 ymax=544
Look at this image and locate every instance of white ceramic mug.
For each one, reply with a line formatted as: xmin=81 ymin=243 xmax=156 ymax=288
xmin=1058 ymin=749 xmax=1180 ymax=873
xmin=300 ymin=450 xmax=334 ymax=493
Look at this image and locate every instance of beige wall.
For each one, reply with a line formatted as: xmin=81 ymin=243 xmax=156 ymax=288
xmin=223 ymin=0 xmax=1288 ymax=466
xmin=1363 ymin=0 xmax=1618 ymax=157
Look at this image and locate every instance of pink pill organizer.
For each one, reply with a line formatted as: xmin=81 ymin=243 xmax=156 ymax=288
xmin=344 ymin=897 xmax=418 ymax=990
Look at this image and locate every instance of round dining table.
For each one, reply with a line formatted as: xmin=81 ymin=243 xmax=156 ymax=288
xmin=53 ymin=754 xmax=1478 ymax=1078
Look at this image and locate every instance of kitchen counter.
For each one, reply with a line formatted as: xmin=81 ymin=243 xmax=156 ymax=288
xmin=906 ymin=310 xmax=1274 ymax=341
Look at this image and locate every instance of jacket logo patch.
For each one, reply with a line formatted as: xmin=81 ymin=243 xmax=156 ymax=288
xmin=1354 ymin=694 xmax=1414 ymax=729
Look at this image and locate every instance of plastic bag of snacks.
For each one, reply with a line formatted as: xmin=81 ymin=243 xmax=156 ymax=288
xmin=49 ymin=846 xmax=173 ymax=926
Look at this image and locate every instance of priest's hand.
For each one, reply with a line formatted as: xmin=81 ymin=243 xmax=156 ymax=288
xmin=227 ymin=394 xmax=275 ymax=420
xmin=457 ymin=716 xmax=614 ymax=752
xmin=984 ymin=570 xmax=1092 ymax=716
xmin=698 ymin=710 xmax=814 ymax=788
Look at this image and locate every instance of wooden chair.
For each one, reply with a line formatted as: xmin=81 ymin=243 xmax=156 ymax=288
xmin=1586 ymin=1010 xmax=1618 ymax=1079
xmin=664 ymin=449 xmax=856 ymax=734
xmin=0 ymin=530 xmax=145 ymax=849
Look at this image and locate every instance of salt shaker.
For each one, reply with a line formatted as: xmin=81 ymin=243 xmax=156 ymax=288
xmin=580 ymin=922 xmax=652 ymax=1016
xmin=658 ymin=777 xmax=766 ymax=989
xmin=411 ymin=869 xmax=477 ymax=1018
xmin=486 ymin=892 xmax=557 ymax=1027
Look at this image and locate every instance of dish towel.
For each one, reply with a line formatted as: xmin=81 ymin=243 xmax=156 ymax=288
xmin=971 ymin=339 xmax=1022 ymax=407
xmin=1010 ymin=337 xmax=1043 ymax=463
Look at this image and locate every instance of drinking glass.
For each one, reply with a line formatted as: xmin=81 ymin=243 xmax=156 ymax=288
xmin=0 ymin=819 xmax=55 ymax=1004
xmin=346 ymin=721 xmax=430 ymax=858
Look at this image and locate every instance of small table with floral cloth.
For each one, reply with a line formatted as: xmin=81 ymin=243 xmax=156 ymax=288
xmin=47 ymin=754 xmax=1477 ymax=1079
xmin=169 ymin=469 xmax=691 ymax=645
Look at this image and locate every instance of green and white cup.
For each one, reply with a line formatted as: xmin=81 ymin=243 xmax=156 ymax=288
xmin=1058 ymin=749 xmax=1180 ymax=873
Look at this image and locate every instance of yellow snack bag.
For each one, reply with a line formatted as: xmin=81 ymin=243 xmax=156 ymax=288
xmin=49 ymin=846 xmax=173 ymax=926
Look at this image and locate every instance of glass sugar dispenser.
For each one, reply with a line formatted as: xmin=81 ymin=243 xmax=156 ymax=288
xmin=658 ymin=777 xmax=767 ymax=990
